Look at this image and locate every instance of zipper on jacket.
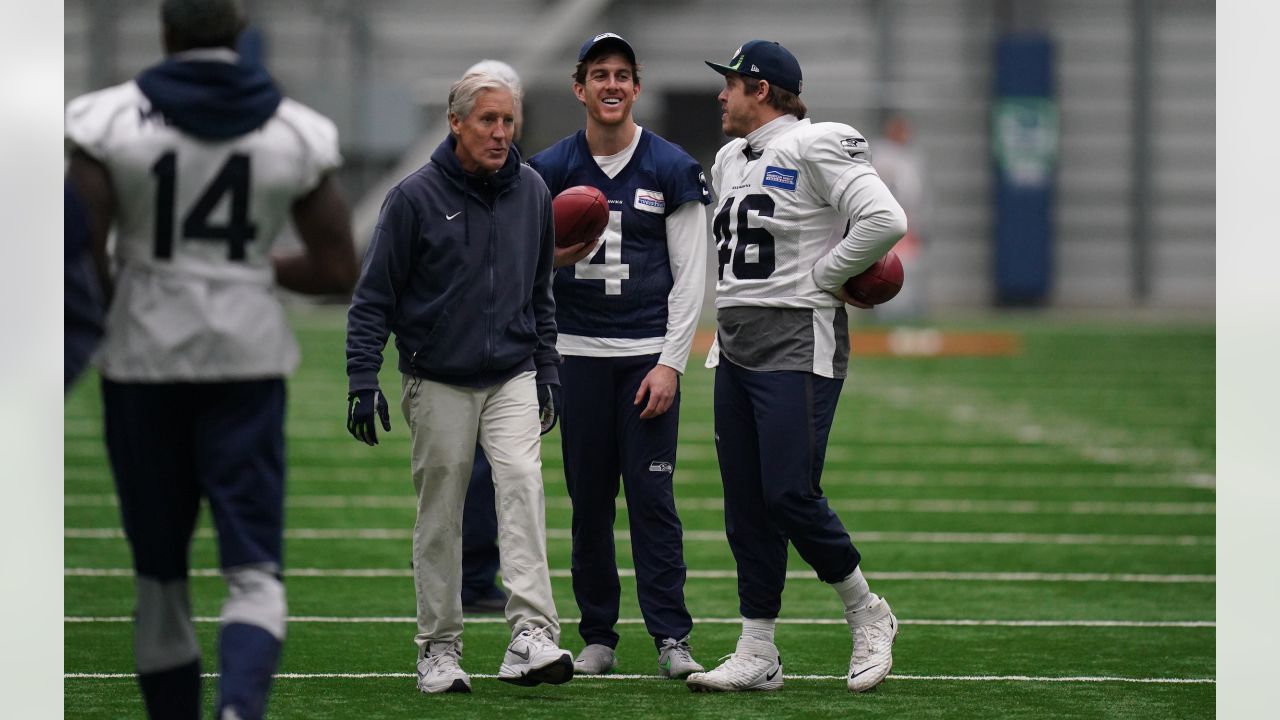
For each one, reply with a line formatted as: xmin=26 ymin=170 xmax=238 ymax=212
xmin=486 ymin=204 xmax=496 ymax=369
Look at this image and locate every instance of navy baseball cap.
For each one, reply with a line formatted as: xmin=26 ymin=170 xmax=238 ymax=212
xmin=578 ymin=32 xmax=637 ymax=64
xmin=705 ymin=40 xmax=803 ymax=95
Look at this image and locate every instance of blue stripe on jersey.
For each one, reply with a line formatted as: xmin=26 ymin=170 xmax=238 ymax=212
xmin=529 ymin=129 xmax=709 ymax=339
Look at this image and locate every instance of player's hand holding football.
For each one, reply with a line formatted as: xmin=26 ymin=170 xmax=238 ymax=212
xmin=553 ymin=238 xmax=600 ymax=268
xmin=833 ymin=286 xmax=874 ymax=309
xmin=537 ymin=383 xmax=562 ymax=434
xmin=347 ymin=387 xmax=391 ymax=445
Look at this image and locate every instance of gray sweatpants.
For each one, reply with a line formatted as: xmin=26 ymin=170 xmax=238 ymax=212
xmin=400 ymin=370 xmax=560 ymax=654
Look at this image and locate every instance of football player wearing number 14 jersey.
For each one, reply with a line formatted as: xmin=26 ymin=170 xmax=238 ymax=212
xmin=64 ymin=1 xmax=358 ymax=717
xmin=527 ymin=33 xmax=710 ymax=679
xmin=687 ymin=41 xmax=907 ymax=695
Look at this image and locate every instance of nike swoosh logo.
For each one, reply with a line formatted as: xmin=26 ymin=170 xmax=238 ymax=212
xmin=446 ymin=211 xmax=462 ymax=220
xmin=850 ymin=664 xmax=879 ymax=679
xmin=509 ymin=647 xmax=530 ymax=661
xmin=766 ymin=666 xmax=780 ymax=681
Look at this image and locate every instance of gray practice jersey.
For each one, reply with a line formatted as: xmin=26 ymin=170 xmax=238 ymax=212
xmin=65 ymin=75 xmax=340 ymax=382
xmin=709 ymin=115 xmax=906 ymax=377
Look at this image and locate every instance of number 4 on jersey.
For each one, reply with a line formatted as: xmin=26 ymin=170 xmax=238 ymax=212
xmin=151 ymin=152 xmax=258 ymax=261
xmin=574 ymin=209 xmax=630 ymax=295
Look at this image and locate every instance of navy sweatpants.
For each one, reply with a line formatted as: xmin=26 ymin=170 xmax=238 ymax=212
xmin=102 ymin=378 xmax=286 ymax=719
xmin=712 ymin=358 xmax=861 ymax=619
xmin=561 ymin=354 xmax=693 ymax=649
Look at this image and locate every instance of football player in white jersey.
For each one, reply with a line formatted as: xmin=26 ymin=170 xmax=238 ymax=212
xmin=685 ymin=40 xmax=907 ymax=695
xmin=64 ymin=1 xmax=358 ymax=717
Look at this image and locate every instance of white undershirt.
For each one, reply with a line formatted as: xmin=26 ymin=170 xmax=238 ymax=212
xmin=556 ymin=125 xmax=709 ymax=374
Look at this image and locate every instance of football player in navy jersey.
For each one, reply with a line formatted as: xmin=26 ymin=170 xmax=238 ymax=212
xmin=685 ymin=40 xmax=906 ymax=695
xmin=64 ymin=1 xmax=359 ymax=717
xmin=527 ymin=32 xmax=710 ymax=679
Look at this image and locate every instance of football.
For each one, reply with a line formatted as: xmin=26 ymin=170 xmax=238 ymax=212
xmin=843 ymin=250 xmax=905 ymax=305
xmin=552 ymin=185 xmax=609 ymax=248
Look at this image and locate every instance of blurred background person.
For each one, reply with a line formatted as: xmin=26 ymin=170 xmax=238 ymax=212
xmin=64 ymin=180 xmax=103 ymax=390
xmin=869 ymin=111 xmax=931 ymax=320
xmin=63 ymin=0 xmax=359 ymax=717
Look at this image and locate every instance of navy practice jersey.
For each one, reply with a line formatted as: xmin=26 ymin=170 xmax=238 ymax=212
xmin=529 ymin=129 xmax=710 ymax=339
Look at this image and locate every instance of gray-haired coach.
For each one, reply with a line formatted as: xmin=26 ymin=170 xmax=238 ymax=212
xmin=344 ymin=71 xmax=573 ymax=694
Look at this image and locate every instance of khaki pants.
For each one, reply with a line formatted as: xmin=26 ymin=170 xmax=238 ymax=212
xmin=400 ymin=371 xmax=559 ymax=653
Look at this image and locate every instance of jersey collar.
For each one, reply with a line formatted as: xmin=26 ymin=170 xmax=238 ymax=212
xmin=744 ymin=114 xmax=803 ymax=158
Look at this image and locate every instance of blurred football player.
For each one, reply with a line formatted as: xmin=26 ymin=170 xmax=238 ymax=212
xmin=686 ymin=40 xmax=906 ymax=694
xmin=63 ymin=1 xmax=359 ymax=717
xmin=345 ymin=70 xmax=573 ymax=693
xmin=526 ymin=32 xmax=710 ymax=678
xmin=64 ymin=181 xmax=103 ymax=389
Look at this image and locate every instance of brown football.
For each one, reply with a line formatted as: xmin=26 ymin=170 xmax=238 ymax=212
xmin=552 ymin=186 xmax=609 ymax=248
xmin=843 ymin=251 xmax=905 ymax=305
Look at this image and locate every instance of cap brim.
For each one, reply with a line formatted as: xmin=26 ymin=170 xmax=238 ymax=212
xmin=705 ymin=61 xmax=736 ymax=77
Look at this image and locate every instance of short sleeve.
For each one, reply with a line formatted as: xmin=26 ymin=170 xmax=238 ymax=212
xmin=277 ymin=98 xmax=343 ymax=193
xmin=664 ymin=156 xmax=712 ymax=212
xmin=64 ymin=83 xmax=137 ymax=161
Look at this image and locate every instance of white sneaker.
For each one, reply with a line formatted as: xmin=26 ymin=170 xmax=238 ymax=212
xmin=416 ymin=640 xmax=471 ymax=694
xmin=847 ymin=594 xmax=899 ymax=692
xmin=574 ymin=644 xmax=618 ymax=675
xmin=498 ymin=626 xmax=574 ymax=687
xmin=658 ymin=636 xmax=704 ymax=679
xmin=685 ymin=636 xmax=782 ymax=692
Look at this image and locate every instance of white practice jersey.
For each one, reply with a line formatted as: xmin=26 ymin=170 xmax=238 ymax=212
xmin=711 ymin=116 xmax=905 ymax=310
xmin=65 ymin=79 xmax=340 ymax=381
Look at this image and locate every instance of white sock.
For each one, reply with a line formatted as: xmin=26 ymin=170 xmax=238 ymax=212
xmin=740 ymin=617 xmax=776 ymax=644
xmin=833 ymin=566 xmax=874 ymax=618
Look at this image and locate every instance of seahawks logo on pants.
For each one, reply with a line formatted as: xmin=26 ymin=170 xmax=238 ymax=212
xmin=649 ymin=461 xmax=674 ymax=473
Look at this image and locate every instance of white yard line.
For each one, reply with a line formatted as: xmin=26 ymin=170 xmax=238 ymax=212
xmin=64 ymin=465 xmax=1217 ymax=490
xmin=64 ymin=527 xmax=1215 ymax=546
xmin=62 ymin=494 xmax=1218 ymax=516
xmin=63 ymin=616 xmax=1214 ymax=628
xmin=63 ymin=567 xmax=1214 ymax=583
xmin=63 ymin=670 xmax=1214 ymax=684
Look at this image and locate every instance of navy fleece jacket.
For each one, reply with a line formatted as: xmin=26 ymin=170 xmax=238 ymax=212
xmin=345 ymin=135 xmax=559 ymax=392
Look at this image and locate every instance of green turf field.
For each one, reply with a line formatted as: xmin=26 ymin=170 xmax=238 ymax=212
xmin=63 ymin=307 xmax=1215 ymax=718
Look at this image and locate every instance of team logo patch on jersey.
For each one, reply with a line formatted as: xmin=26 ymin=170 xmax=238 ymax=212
xmin=649 ymin=461 xmax=674 ymax=473
xmin=762 ymin=166 xmax=799 ymax=191
xmin=634 ymin=188 xmax=666 ymax=213
xmin=840 ymin=137 xmax=868 ymax=158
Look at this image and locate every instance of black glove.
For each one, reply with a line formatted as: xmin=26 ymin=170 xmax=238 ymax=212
xmin=537 ymin=383 xmax=561 ymax=435
xmin=347 ymin=388 xmax=391 ymax=445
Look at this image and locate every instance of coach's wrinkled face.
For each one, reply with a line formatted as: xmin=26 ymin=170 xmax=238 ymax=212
xmin=451 ymin=88 xmax=515 ymax=175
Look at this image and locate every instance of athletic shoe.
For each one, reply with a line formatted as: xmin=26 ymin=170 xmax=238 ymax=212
xmin=658 ymin=636 xmax=704 ymax=679
xmin=498 ymin=626 xmax=574 ymax=687
xmin=573 ymin=644 xmax=618 ymax=675
xmin=846 ymin=594 xmax=899 ymax=692
xmin=685 ymin=636 xmax=782 ymax=692
xmin=416 ymin=640 xmax=471 ymax=694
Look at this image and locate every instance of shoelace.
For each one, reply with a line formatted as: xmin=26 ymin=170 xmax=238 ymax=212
xmin=425 ymin=643 xmax=463 ymax=671
xmin=852 ymin=622 xmax=892 ymax=662
xmin=660 ymin=638 xmax=693 ymax=660
xmin=516 ymin=626 xmax=552 ymax=651
xmin=709 ymin=652 xmax=769 ymax=678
